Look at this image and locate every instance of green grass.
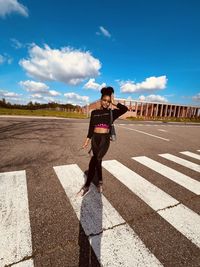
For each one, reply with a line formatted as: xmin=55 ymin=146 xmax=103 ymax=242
xmin=126 ymin=116 xmax=200 ymax=123
xmin=0 ymin=108 xmax=87 ymax=119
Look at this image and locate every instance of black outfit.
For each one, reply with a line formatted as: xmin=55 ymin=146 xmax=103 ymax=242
xmin=85 ymin=103 xmax=128 ymax=187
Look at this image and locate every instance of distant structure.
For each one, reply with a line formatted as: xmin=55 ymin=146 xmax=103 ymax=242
xmin=82 ymin=98 xmax=200 ymax=119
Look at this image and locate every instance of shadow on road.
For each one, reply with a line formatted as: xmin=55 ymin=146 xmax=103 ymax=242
xmin=78 ymin=170 xmax=102 ymax=267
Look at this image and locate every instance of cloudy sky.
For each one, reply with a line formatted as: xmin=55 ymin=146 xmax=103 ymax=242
xmin=0 ymin=0 xmax=200 ymax=106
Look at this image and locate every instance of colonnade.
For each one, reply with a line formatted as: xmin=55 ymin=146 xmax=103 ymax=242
xmin=84 ymin=99 xmax=200 ymax=119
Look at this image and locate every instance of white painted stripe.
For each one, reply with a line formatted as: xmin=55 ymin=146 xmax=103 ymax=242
xmin=102 ymin=160 xmax=178 ymax=211
xmin=14 ymin=259 xmax=34 ymax=267
xmin=102 ymin=160 xmax=200 ymax=248
xmin=197 ymin=150 xmax=200 ymax=152
xmin=159 ymin=153 xmax=200 ymax=173
xmin=158 ymin=129 xmax=167 ymax=132
xmin=157 ymin=204 xmax=200 ymax=248
xmin=118 ymin=125 xmax=170 ymax=141
xmin=0 ymin=170 xmax=33 ymax=267
xmin=132 ymin=156 xmax=200 ymax=194
xmin=180 ymin=151 xmax=200 ymax=160
xmin=53 ymin=164 xmax=163 ymax=267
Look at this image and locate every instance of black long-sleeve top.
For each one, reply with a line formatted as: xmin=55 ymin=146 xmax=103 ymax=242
xmin=87 ymin=102 xmax=128 ymax=139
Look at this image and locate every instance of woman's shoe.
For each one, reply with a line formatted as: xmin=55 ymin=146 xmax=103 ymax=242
xmin=76 ymin=185 xmax=90 ymax=197
xmin=97 ymin=181 xmax=103 ymax=193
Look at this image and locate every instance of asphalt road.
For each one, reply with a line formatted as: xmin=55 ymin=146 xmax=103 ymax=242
xmin=0 ymin=116 xmax=200 ymax=267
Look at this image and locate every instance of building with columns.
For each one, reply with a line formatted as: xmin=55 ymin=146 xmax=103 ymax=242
xmin=82 ymin=98 xmax=200 ymax=119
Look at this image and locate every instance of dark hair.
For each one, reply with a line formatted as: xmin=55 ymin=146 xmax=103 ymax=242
xmin=100 ymin=86 xmax=114 ymax=99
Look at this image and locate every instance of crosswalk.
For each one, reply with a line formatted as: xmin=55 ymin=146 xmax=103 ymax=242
xmin=0 ymin=149 xmax=200 ymax=266
xmin=0 ymin=171 xmax=34 ymax=267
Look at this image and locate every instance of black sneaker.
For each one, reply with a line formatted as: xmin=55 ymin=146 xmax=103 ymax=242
xmin=97 ymin=181 xmax=103 ymax=193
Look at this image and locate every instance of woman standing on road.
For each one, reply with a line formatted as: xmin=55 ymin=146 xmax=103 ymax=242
xmin=77 ymin=86 xmax=128 ymax=197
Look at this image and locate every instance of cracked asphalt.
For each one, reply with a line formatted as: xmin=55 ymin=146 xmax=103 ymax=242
xmin=0 ymin=116 xmax=200 ymax=267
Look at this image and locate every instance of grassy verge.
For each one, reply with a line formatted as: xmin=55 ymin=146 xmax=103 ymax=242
xmin=0 ymin=108 xmax=87 ymax=119
xmin=126 ymin=116 xmax=200 ymax=123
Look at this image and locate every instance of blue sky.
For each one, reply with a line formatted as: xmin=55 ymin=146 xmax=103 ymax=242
xmin=0 ymin=0 xmax=200 ymax=106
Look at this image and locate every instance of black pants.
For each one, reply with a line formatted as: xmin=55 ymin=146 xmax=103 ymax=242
xmin=85 ymin=132 xmax=110 ymax=187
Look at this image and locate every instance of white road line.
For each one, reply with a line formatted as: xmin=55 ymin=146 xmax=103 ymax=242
xmin=158 ymin=129 xmax=167 ymax=132
xmin=132 ymin=156 xmax=200 ymax=195
xmin=53 ymin=164 xmax=163 ymax=267
xmin=102 ymin=160 xmax=200 ymax=248
xmin=14 ymin=259 xmax=34 ymax=267
xmin=0 ymin=170 xmax=34 ymax=267
xmin=117 ymin=125 xmax=170 ymax=141
xmin=102 ymin=160 xmax=178 ymax=211
xmin=197 ymin=150 xmax=200 ymax=152
xmin=180 ymin=151 xmax=200 ymax=160
xmin=159 ymin=153 xmax=200 ymax=173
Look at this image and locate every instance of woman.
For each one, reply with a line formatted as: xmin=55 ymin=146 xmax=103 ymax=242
xmin=77 ymin=86 xmax=128 ymax=197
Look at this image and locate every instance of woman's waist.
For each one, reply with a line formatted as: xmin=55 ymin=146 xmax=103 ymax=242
xmin=93 ymin=132 xmax=110 ymax=134
xmin=94 ymin=123 xmax=110 ymax=129
xmin=93 ymin=126 xmax=110 ymax=134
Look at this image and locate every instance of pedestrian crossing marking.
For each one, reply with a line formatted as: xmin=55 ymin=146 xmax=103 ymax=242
xmin=132 ymin=156 xmax=200 ymax=194
xmin=12 ymin=259 xmax=34 ymax=267
xmin=0 ymin=170 xmax=34 ymax=267
xmin=102 ymin=159 xmax=200 ymax=248
xmin=53 ymin=164 xmax=163 ymax=266
xmin=159 ymin=153 xmax=200 ymax=173
xmin=1 ymin=148 xmax=200 ymax=266
xmin=180 ymin=151 xmax=200 ymax=160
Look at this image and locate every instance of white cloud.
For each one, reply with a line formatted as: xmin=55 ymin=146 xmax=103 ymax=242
xmin=0 ymin=89 xmax=21 ymax=98
xmin=0 ymin=89 xmax=58 ymax=105
xmin=64 ymin=92 xmax=89 ymax=105
xmin=192 ymin=93 xmax=200 ymax=102
xmin=83 ymin=78 xmax=106 ymax=90
xmin=96 ymin=26 xmax=111 ymax=38
xmin=19 ymin=80 xmax=61 ymax=98
xmin=0 ymin=54 xmax=13 ymax=64
xmin=138 ymin=94 xmax=168 ymax=103
xmin=10 ymin=38 xmax=24 ymax=49
xmin=0 ymin=54 xmax=4 ymax=64
xmin=30 ymin=93 xmax=43 ymax=99
xmin=19 ymin=80 xmax=49 ymax=93
xmin=119 ymin=76 xmax=168 ymax=93
xmin=49 ymin=90 xmax=61 ymax=96
xmin=19 ymin=44 xmax=101 ymax=85
xmin=0 ymin=0 xmax=28 ymax=18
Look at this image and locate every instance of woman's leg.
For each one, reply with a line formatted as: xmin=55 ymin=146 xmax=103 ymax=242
xmin=95 ymin=133 xmax=110 ymax=184
xmin=84 ymin=133 xmax=100 ymax=187
xmin=84 ymin=155 xmax=97 ymax=187
xmin=85 ymin=133 xmax=110 ymax=187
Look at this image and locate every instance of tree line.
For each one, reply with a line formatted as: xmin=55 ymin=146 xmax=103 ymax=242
xmin=0 ymin=98 xmax=82 ymax=110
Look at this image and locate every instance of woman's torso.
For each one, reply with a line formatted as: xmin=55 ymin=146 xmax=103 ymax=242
xmin=93 ymin=108 xmax=110 ymax=134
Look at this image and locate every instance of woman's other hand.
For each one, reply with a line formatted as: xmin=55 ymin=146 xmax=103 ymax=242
xmin=81 ymin=138 xmax=90 ymax=149
xmin=111 ymin=93 xmax=117 ymax=106
xmin=111 ymin=93 xmax=114 ymax=104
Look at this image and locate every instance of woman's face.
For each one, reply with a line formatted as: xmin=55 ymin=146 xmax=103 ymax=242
xmin=101 ymin=95 xmax=111 ymax=109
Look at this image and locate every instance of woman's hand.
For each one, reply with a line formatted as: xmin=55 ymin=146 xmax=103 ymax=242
xmin=111 ymin=93 xmax=114 ymax=105
xmin=111 ymin=93 xmax=117 ymax=106
xmin=81 ymin=138 xmax=90 ymax=149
